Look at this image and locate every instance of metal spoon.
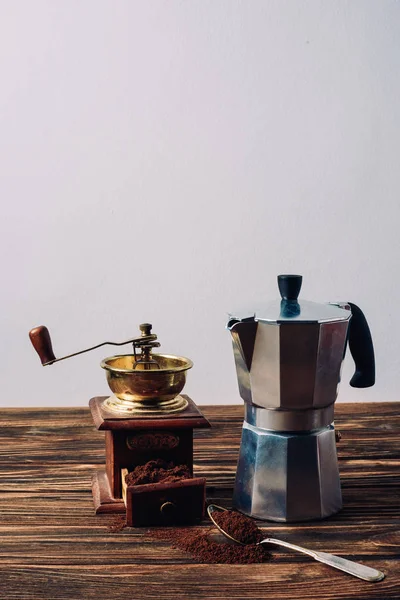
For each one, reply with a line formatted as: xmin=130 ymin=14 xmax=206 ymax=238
xmin=207 ymin=505 xmax=385 ymax=582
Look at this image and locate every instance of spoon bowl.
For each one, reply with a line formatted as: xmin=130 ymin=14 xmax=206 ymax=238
xmin=207 ymin=504 xmax=247 ymax=545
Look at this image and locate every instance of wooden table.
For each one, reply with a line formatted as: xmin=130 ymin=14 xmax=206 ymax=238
xmin=0 ymin=403 xmax=399 ymax=600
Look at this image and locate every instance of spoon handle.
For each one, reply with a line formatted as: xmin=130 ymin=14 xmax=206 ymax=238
xmin=260 ymin=538 xmax=384 ymax=582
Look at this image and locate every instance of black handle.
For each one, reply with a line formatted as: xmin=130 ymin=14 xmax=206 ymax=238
xmin=348 ymin=303 xmax=375 ymax=388
xmin=278 ymin=275 xmax=302 ymax=301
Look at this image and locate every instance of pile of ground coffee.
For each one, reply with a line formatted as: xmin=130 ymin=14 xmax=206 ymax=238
xmin=212 ymin=509 xmax=263 ymax=544
xmin=107 ymin=502 xmax=271 ymax=564
xmin=176 ymin=529 xmax=269 ymax=564
xmin=125 ymin=459 xmax=191 ymax=486
xmin=149 ymin=517 xmax=271 ymax=565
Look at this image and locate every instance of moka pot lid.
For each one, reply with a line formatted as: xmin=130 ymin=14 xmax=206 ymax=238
xmin=228 ymin=274 xmax=351 ymax=325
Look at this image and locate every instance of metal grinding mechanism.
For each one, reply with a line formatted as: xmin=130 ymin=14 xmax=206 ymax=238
xmin=29 ymin=323 xmax=193 ymax=413
xmin=227 ymin=274 xmax=376 ymax=522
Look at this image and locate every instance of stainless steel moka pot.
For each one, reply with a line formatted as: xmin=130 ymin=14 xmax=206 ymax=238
xmin=227 ymin=274 xmax=375 ymax=522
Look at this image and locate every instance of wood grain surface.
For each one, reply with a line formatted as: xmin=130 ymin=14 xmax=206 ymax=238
xmin=0 ymin=403 xmax=399 ymax=600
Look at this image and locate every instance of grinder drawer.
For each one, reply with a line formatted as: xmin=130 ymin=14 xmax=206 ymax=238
xmin=121 ymin=468 xmax=206 ymax=527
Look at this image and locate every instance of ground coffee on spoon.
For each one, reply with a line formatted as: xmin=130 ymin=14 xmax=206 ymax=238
xmin=212 ymin=509 xmax=264 ymax=544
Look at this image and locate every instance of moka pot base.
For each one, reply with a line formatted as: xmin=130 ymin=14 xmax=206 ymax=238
xmin=233 ymin=416 xmax=342 ymax=522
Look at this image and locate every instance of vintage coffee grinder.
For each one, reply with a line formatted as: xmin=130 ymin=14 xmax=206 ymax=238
xmin=227 ymin=274 xmax=375 ymax=522
xmin=29 ymin=323 xmax=210 ymax=525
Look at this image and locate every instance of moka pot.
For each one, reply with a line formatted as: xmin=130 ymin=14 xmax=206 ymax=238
xmin=227 ymin=274 xmax=375 ymax=521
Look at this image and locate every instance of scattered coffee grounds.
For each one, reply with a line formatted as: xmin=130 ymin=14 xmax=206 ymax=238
xmin=125 ymin=459 xmax=191 ymax=486
xmin=212 ymin=509 xmax=263 ymax=544
xmin=148 ymin=527 xmax=271 ymax=564
xmin=107 ymin=514 xmax=127 ymax=532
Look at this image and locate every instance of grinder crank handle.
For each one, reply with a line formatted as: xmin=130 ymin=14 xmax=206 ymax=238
xmin=29 ymin=326 xmax=57 ymax=365
xmin=28 ymin=324 xmax=158 ymax=366
xmin=260 ymin=538 xmax=384 ymax=582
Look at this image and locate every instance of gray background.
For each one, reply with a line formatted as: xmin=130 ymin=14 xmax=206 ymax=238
xmin=1 ymin=0 xmax=399 ymax=406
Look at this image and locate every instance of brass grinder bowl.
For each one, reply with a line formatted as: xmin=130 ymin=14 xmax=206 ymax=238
xmin=101 ymin=354 xmax=193 ymax=414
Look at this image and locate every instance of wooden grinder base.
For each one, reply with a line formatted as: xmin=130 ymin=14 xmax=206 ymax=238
xmin=89 ymin=395 xmax=211 ymax=515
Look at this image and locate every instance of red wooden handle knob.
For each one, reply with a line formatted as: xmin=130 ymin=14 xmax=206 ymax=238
xmin=29 ymin=326 xmax=56 ymax=365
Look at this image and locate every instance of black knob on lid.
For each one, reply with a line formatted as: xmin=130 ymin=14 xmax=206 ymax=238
xmin=278 ymin=274 xmax=302 ymax=301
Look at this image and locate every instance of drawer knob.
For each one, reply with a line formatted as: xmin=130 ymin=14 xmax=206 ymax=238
xmin=160 ymin=501 xmax=177 ymax=520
